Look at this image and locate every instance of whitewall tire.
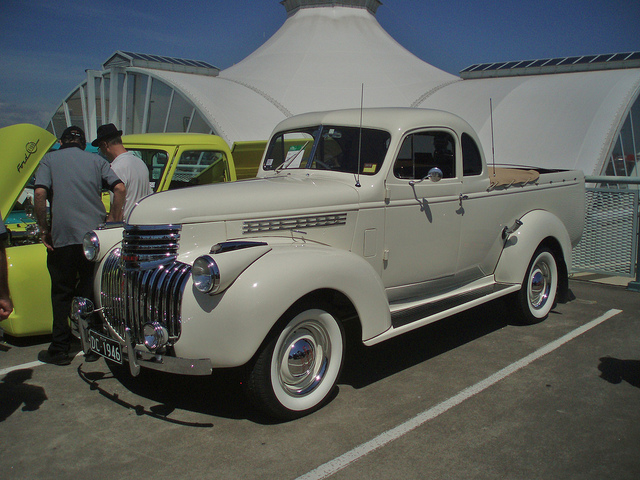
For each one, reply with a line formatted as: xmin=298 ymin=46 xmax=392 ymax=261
xmin=511 ymin=247 xmax=558 ymax=324
xmin=246 ymin=307 xmax=344 ymax=420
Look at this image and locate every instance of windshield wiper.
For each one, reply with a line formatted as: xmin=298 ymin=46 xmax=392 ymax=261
xmin=275 ymin=141 xmax=310 ymax=173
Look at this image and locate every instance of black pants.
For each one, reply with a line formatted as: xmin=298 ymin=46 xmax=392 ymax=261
xmin=46 ymin=244 xmax=94 ymax=354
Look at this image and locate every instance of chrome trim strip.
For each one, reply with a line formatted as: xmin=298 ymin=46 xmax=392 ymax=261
xmin=243 ymin=213 xmax=347 ymax=234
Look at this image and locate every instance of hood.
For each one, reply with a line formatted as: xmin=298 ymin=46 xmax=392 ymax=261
xmin=128 ymin=175 xmax=360 ymax=225
xmin=0 ymin=124 xmax=57 ymax=219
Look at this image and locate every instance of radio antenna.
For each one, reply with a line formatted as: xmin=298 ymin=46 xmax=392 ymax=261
xmin=355 ymin=83 xmax=363 ymax=188
xmin=490 ymin=98 xmax=496 ymax=176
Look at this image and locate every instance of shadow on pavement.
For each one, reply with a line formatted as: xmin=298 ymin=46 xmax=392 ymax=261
xmin=76 ymin=361 xmax=265 ymax=423
xmin=0 ymin=368 xmax=48 ymax=422
xmin=341 ymin=299 xmax=513 ymax=389
xmin=598 ymin=356 xmax=640 ymax=388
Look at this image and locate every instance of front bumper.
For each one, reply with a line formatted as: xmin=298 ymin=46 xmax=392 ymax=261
xmin=74 ymin=297 xmax=212 ymax=377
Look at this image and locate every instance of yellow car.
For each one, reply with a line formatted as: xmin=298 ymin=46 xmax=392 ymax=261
xmin=1 ymin=126 xmax=248 ymax=337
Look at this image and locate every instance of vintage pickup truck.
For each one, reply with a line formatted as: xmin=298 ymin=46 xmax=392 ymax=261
xmin=74 ymin=108 xmax=585 ymax=420
xmin=1 ymin=125 xmax=260 ymax=337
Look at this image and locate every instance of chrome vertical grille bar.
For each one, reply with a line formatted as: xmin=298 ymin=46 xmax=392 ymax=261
xmin=99 ymin=224 xmax=190 ymax=345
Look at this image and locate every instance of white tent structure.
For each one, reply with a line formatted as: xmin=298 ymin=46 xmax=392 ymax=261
xmin=417 ymin=62 xmax=640 ymax=177
xmin=47 ymin=0 xmax=640 ymax=178
xmin=48 ymin=0 xmax=455 ymax=145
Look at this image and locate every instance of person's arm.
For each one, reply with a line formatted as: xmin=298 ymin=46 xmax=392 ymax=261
xmin=0 ymin=244 xmax=12 ymax=320
xmin=34 ymin=187 xmax=53 ymax=251
xmin=107 ymin=182 xmax=126 ymax=223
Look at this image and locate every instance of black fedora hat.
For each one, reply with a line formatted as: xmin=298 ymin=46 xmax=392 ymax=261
xmin=91 ymin=123 xmax=123 ymax=147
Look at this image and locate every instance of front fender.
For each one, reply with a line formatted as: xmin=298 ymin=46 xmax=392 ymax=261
xmin=91 ymin=225 xmax=124 ymax=263
xmin=494 ymin=209 xmax=572 ymax=285
xmin=177 ymin=244 xmax=390 ymax=367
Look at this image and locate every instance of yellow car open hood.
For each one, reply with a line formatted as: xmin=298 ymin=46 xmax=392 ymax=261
xmin=0 ymin=124 xmax=57 ymax=218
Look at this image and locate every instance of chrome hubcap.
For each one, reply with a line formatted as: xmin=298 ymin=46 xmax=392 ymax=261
xmin=529 ymin=261 xmax=551 ymax=309
xmin=277 ymin=322 xmax=330 ymax=397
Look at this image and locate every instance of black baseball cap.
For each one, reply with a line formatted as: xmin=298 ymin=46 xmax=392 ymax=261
xmin=60 ymin=126 xmax=86 ymax=149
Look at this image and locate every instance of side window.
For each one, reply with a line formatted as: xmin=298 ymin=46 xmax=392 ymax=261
xmin=462 ymin=133 xmax=483 ymax=176
xmin=169 ymin=150 xmax=229 ymax=190
xmin=393 ymin=131 xmax=455 ymax=180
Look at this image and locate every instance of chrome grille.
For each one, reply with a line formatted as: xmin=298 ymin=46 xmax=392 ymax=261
xmin=122 ymin=224 xmax=181 ymax=269
xmin=100 ymin=248 xmax=191 ymax=345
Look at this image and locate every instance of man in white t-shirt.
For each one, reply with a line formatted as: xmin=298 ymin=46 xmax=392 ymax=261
xmin=93 ymin=123 xmax=152 ymax=220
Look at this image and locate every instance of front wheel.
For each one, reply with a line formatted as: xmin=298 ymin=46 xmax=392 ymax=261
xmin=245 ymin=307 xmax=345 ymax=420
xmin=510 ymin=247 xmax=558 ymax=324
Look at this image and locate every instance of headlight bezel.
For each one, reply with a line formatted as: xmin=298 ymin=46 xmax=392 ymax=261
xmin=191 ymin=255 xmax=220 ymax=294
xmin=83 ymin=231 xmax=100 ymax=261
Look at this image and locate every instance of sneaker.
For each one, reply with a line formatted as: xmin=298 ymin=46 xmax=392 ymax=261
xmin=84 ymin=351 xmax=100 ymax=362
xmin=38 ymin=349 xmax=72 ymax=366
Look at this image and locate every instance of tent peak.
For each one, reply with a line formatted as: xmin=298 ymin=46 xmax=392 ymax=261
xmin=280 ymin=0 xmax=382 ymax=16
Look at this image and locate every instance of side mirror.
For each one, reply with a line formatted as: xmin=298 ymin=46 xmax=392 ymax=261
xmin=427 ymin=167 xmax=443 ymax=182
xmin=409 ymin=167 xmax=444 ymax=186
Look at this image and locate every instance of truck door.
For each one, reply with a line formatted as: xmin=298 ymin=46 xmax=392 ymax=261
xmin=165 ymin=147 xmax=233 ymax=190
xmin=455 ymin=132 xmax=505 ymax=282
xmin=383 ymin=129 xmax=463 ymax=302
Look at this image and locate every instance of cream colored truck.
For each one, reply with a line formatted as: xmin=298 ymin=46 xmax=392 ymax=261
xmin=74 ymin=108 xmax=585 ymax=420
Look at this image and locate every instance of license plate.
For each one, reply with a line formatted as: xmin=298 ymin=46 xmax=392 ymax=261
xmin=88 ymin=330 xmax=123 ymax=364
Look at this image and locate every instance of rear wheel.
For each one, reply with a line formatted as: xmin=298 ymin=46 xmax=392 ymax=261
xmin=511 ymin=247 xmax=558 ymax=324
xmin=246 ymin=307 xmax=345 ymax=420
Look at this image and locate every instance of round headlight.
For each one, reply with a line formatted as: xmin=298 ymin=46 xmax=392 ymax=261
xmin=83 ymin=232 xmax=100 ymax=261
xmin=192 ymin=255 xmax=220 ymax=294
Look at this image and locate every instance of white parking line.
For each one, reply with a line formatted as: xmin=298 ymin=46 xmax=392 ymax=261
xmin=296 ymin=309 xmax=623 ymax=480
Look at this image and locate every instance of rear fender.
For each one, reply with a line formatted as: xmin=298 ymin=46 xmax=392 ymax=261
xmin=495 ymin=210 xmax=572 ymax=286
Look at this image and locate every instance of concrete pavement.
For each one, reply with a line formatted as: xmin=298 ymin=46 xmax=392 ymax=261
xmin=1 ymin=279 xmax=638 ymax=479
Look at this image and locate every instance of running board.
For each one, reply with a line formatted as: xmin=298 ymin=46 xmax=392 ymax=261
xmin=392 ymin=283 xmax=514 ymax=328
xmin=365 ymin=282 xmax=520 ymax=346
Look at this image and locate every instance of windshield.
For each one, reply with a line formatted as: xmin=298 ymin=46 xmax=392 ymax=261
xmin=263 ymin=125 xmax=390 ymax=175
xmin=128 ymin=148 xmax=230 ymax=192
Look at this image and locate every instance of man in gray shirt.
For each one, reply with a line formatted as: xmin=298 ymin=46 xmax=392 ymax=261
xmin=34 ymin=126 xmax=126 ymax=365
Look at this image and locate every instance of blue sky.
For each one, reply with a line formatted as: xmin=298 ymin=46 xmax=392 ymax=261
xmin=0 ymin=0 xmax=638 ymax=129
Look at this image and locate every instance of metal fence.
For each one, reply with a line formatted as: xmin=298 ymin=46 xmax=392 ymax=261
xmin=571 ymin=177 xmax=639 ymax=291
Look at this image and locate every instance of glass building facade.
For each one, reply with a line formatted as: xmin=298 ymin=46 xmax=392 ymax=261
xmin=46 ymin=52 xmax=218 ymax=142
xmin=604 ymin=93 xmax=640 ymax=178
